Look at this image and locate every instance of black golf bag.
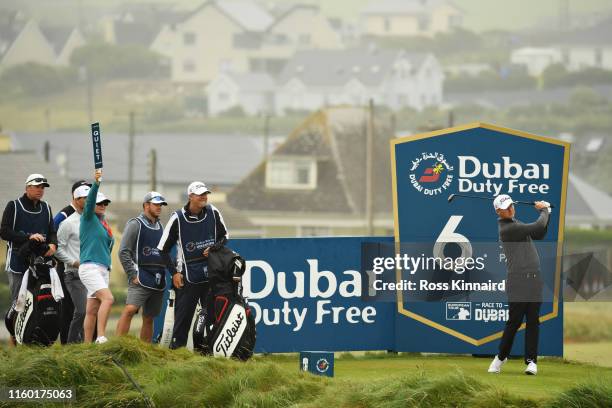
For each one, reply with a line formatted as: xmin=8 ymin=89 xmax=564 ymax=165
xmin=4 ymin=241 xmax=61 ymax=346
xmin=192 ymin=246 xmax=256 ymax=360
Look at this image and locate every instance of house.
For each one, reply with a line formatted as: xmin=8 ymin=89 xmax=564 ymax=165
xmin=360 ymin=0 xmax=463 ymax=38
xmin=0 ymin=18 xmax=84 ymax=69
xmin=226 ymin=106 xmax=396 ymax=237
xmin=11 ymin=132 xmax=279 ymax=203
xmin=511 ymin=18 xmax=612 ymax=76
xmin=150 ymin=1 xmax=344 ymax=83
xmin=206 ymin=71 xmax=275 ymax=116
xmin=510 ymin=47 xmax=563 ymax=76
xmin=274 ymin=48 xmax=444 ymax=114
xmin=101 ymin=3 xmax=188 ymax=47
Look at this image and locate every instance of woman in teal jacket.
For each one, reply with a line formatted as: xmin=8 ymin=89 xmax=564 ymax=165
xmin=79 ymin=169 xmax=114 ymax=344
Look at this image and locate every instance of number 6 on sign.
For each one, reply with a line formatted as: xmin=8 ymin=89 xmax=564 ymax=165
xmin=433 ymin=216 xmax=472 ymax=273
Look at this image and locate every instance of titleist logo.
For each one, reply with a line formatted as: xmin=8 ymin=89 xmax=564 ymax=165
xmin=214 ymin=312 xmax=245 ymax=356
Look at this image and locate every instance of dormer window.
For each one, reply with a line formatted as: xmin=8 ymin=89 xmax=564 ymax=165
xmin=266 ymin=157 xmax=317 ymax=189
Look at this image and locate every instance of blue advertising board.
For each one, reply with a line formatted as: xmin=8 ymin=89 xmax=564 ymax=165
xmin=389 ymin=123 xmax=569 ymax=356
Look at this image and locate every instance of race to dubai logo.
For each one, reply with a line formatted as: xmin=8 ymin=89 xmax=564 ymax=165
xmin=409 ymin=152 xmax=454 ymax=196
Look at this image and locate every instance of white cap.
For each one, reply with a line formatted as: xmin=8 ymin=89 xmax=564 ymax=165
xmin=73 ymin=185 xmax=91 ymax=199
xmin=493 ymin=194 xmax=514 ymax=210
xmin=96 ymin=192 xmax=111 ymax=204
xmin=187 ymin=181 xmax=211 ymax=196
xmin=25 ymin=173 xmax=50 ymax=187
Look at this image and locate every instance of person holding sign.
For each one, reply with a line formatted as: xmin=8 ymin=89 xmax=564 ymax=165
xmin=488 ymin=194 xmax=551 ymax=376
xmin=79 ymin=169 xmax=114 ymax=344
xmin=116 ymin=192 xmax=174 ymax=342
xmin=157 ymin=181 xmax=228 ymax=349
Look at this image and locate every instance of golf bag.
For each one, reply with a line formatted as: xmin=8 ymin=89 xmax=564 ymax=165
xmin=4 ymin=241 xmax=61 ymax=346
xmin=192 ymin=246 xmax=256 ymax=360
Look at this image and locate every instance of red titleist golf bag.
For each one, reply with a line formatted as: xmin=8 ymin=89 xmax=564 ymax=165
xmin=192 ymin=246 xmax=256 ymax=360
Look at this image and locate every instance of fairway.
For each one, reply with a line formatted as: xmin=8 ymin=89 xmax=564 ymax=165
xmin=272 ymin=352 xmax=612 ymax=401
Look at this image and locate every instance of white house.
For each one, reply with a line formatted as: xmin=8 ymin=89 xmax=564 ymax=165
xmin=275 ymin=48 xmax=444 ymax=114
xmin=206 ymin=71 xmax=275 ymax=116
xmin=510 ymin=47 xmax=562 ymax=76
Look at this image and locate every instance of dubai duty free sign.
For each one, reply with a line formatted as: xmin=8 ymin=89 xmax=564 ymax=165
xmin=389 ymin=123 xmax=569 ymax=355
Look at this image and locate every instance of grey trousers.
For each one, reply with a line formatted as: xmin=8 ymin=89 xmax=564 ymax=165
xmin=64 ymin=270 xmax=88 ymax=343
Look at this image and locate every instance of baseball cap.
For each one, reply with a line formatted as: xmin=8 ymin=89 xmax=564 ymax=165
xmin=143 ymin=191 xmax=167 ymax=205
xmin=493 ymin=194 xmax=514 ymax=210
xmin=25 ymin=173 xmax=50 ymax=187
xmin=187 ymin=181 xmax=211 ymax=196
xmin=73 ymin=185 xmax=91 ymax=199
xmin=96 ymin=192 xmax=111 ymax=205
xmin=71 ymin=179 xmax=91 ymax=193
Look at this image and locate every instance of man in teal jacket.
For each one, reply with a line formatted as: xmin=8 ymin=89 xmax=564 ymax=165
xmin=79 ymin=169 xmax=114 ymax=344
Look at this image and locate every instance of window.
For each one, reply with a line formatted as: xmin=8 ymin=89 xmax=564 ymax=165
xmin=384 ymin=17 xmax=391 ymax=32
xmin=298 ymin=34 xmax=311 ymax=45
xmin=266 ymin=158 xmax=317 ymax=189
xmin=183 ymin=59 xmax=196 ymax=72
xmin=183 ymin=32 xmax=196 ymax=45
xmin=418 ymin=16 xmax=429 ymax=31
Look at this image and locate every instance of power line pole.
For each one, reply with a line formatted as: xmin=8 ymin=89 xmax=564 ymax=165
xmin=128 ymin=111 xmax=135 ymax=202
xmin=366 ymin=99 xmax=374 ymax=236
xmin=149 ymin=148 xmax=157 ymax=191
xmin=263 ymin=113 xmax=270 ymax=161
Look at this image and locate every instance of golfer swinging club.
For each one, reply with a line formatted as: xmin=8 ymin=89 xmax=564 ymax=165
xmin=488 ymin=194 xmax=551 ymax=376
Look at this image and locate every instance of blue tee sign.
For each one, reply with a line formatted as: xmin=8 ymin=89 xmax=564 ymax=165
xmin=390 ymin=123 xmax=569 ymax=356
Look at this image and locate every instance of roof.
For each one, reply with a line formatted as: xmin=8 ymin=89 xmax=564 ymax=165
xmin=227 ymin=107 xmax=394 ymax=215
xmin=11 ymin=132 xmax=271 ymax=188
xmin=362 ymin=0 xmax=460 ymax=16
xmin=0 ymin=11 xmax=24 ymax=59
xmin=0 ymin=151 xmax=75 ymax=213
xmin=265 ymin=4 xmax=318 ymax=32
xmin=182 ymin=1 xmax=273 ymax=33
xmin=278 ymin=48 xmax=429 ymax=87
xmin=566 ymin=173 xmax=612 ymax=224
xmin=40 ymin=26 xmax=73 ymax=54
xmin=216 ymin=1 xmax=273 ymax=32
xmin=225 ymin=72 xmax=276 ymax=92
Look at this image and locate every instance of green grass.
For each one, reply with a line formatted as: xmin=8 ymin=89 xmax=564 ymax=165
xmin=564 ymin=303 xmax=612 ymax=342
xmin=1 ymin=338 xmax=612 ymax=407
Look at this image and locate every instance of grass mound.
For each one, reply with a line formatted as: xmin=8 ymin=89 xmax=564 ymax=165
xmin=1 ymin=337 xmax=611 ymax=407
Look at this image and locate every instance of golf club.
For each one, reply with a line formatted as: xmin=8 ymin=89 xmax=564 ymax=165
xmin=447 ymin=193 xmax=555 ymax=208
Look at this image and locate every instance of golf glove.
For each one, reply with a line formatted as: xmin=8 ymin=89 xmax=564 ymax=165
xmin=542 ymin=201 xmax=552 ymax=213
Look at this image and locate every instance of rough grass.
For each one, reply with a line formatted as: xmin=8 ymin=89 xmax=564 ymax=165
xmin=1 ymin=337 xmax=611 ymax=407
xmin=564 ymin=303 xmax=612 ymax=342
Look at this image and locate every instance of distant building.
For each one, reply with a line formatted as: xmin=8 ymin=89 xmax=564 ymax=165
xmin=206 ymin=71 xmax=275 ymax=116
xmin=150 ymin=1 xmax=343 ymax=83
xmin=11 ymin=132 xmax=276 ymax=203
xmin=510 ymin=47 xmax=562 ymax=76
xmin=0 ymin=19 xmax=84 ymax=69
xmin=226 ymin=107 xmax=396 ymax=237
xmin=512 ymin=17 xmax=612 ymax=76
xmin=275 ymin=48 xmax=443 ymax=114
xmin=360 ymin=0 xmax=463 ymax=38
